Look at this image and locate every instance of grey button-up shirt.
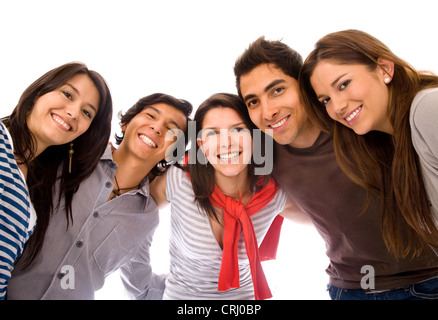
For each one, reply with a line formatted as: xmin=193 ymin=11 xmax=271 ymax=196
xmin=8 ymin=145 xmax=160 ymax=299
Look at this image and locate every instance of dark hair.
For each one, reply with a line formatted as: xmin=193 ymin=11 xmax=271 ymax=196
xmin=6 ymin=62 xmax=113 ymax=267
xmin=188 ymin=93 xmax=270 ymax=222
xmin=299 ymin=29 xmax=438 ymax=257
xmin=234 ymin=36 xmax=303 ymax=97
xmin=115 ymin=93 xmax=192 ymax=177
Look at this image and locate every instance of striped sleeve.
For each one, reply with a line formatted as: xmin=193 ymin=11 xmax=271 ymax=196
xmin=0 ymin=122 xmax=33 ymax=299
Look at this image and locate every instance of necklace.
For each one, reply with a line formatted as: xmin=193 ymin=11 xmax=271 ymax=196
xmin=222 ymin=187 xmax=252 ymax=203
xmin=111 ymin=174 xmax=140 ymax=197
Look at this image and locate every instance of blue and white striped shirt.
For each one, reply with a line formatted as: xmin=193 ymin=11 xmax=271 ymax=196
xmin=0 ymin=122 xmax=35 ymax=299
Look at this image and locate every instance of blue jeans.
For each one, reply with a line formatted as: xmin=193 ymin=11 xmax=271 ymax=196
xmin=328 ymin=277 xmax=438 ymax=300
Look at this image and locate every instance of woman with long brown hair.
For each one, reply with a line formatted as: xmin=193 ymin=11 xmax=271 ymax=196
xmin=299 ymin=29 xmax=438 ymax=259
xmin=150 ymin=93 xmax=289 ymax=300
xmin=1 ymin=62 xmax=113 ymax=299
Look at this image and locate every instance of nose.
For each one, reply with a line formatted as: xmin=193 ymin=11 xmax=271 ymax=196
xmin=219 ymin=130 xmax=231 ymax=147
xmin=150 ymin=122 xmax=163 ymax=136
xmin=65 ymin=104 xmax=80 ymax=119
xmin=261 ymin=98 xmax=279 ymax=121
xmin=332 ymin=97 xmax=348 ymax=116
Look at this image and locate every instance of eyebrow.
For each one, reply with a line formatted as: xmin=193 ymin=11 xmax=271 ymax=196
xmin=203 ymin=121 xmax=247 ymax=131
xmin=65 ymin=83 xmax=98 ymax=113
xmin=242 ymin=79 xmax=286 ymax=102
xmin=330 ymin=73 xmax=348 ymax=88
xmin=146 ymin=106 xmax=182 ymax=129
xmin=316 ymin=73 xmax=348 ymax=100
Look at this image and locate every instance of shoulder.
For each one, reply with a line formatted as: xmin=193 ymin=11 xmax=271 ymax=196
xmin=0 ymin=121 xmax=12 ymax=147
xmin=410 ymin=88 xmax=438 ymax=157
xmin=410 ymin=88 xmax=438 ymax=126
xmin=166 ymin=165 xmax=189 ymax=188
xmin=165 ymin=165 xmax=193 ymax=200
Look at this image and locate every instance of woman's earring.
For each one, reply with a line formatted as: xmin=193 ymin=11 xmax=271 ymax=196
xmin=384 ymin=77 xmax=391 ymax=84
xmin=68 ymin=142 xmax=74 ymax=174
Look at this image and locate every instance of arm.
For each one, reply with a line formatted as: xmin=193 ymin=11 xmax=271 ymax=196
xmin=279 ymin=196 xmax=313 ymax=226
xmin=149 ymin=171 xmax=169 ymax=210
xmin=119 ymin=236 xmax=167 ymax=300
xmin=119 ymin=199 xmax=166 ymax=300
xmin=0 ymin=123 xmax=33 ymax=299
xmin=410 ymin=89 xmax=438 ymax=160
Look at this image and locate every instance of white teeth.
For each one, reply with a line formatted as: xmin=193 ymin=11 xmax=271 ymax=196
xmin=271 ymin=117 xmax=287 ymax=128
xmin=345 ymin=107 xmax=362 ymax=122
xmin=52 ymin=114 xmax=71 ymax=130
xmin=139 ymin=135 xmax=157 ymax=148
xmin=219 ymin=152 xmax=240 ymax=160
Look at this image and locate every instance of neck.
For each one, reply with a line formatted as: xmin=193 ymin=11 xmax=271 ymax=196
xmin=10 ymin=131 xmax=45 ymax=181
xmin=215 ymin=170 xmax=252 ymax=202
xmin=18 ymin=163 xmax=28 ymax=180
xmin=288 ymin=122 xmax=321 ymax=148
xmin=15 ymin=150 xmax=45 ymax=182
xmin=112 ymin=148 xmax=155 ymax=192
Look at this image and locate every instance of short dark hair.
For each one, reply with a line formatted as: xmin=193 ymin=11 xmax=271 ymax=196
xmin=234 ymin=36 xmax=303 ymax=97
xmin=115 ymin=93 xmax=193 ymax=176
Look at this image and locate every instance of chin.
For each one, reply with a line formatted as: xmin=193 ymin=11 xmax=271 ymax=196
xmin=273 ymin=133 xmax=294 ymax=146
xmin=352 ymin=127 xmax=371 ymax=136
xmin=215 ymin=164 xmax=247 ymax=177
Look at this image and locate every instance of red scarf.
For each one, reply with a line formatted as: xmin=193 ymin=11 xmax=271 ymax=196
xmin=208 ymin=177 xmax=282 ymax=300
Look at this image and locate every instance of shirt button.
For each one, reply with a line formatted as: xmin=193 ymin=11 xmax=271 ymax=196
xmin=76 ymin=240 xmax=84 ymax=248
xmin=93 ymin=211 xmax=99 ymax=218
xmin=105 ymin=181 xmax=112 ymax=188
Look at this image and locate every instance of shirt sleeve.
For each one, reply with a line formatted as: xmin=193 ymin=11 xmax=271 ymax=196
xmin=0 ymin=123 xmax=33 ymax=300
xmin=119 ymin=197 xmax=163 ymax=300
xmin=410 ymin=89 xmax=438 ymax=162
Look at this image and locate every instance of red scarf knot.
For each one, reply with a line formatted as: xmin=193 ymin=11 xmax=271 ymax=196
xmin=184 ymin=155 xmax=283 ymax=300
xmin=209 ymin=177 xmax=281 ymax=300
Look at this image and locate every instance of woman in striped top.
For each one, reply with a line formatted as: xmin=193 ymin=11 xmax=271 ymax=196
xmin=0 ymin=62 xmax=112 ymax=299
xmin=151 ymin=93 xmax=294 ymax=300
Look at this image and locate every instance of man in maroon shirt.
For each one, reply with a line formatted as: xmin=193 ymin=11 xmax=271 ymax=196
xmin=233 ymin=37 xmax=438 ymax=300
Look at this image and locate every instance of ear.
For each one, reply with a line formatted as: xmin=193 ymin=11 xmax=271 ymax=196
xmin=377 ymin=57 xmax=395 ymax=83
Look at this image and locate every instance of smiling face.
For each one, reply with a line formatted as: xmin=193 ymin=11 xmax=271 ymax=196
xmin=310 ymin=60 xmax=393 ymax=135
xmin=197 ymin=107 xmax=252 ymax=178
xmin=120 ymin=103 xmax=188 ymax=165
xmin=239 ymin=63 xmax=317 ymax=148
xmin=26 ymin=73 xmax=100 ymax=154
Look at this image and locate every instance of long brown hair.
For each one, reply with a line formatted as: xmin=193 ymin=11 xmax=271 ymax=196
xmin=299 ymin=29 xmax=438 ymax=257
xmin=3 ymin=62 xmax=113 ymax=267
xmin=188 ymin=93 xmax=270 ymax=223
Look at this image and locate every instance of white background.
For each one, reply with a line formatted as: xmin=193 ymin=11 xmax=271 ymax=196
xmin=1 ymin=0 xmax=437 ymax=300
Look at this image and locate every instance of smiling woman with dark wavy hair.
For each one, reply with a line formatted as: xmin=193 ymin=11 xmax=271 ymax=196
xmin=1 ymin=62 xmax=113 ymax=298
